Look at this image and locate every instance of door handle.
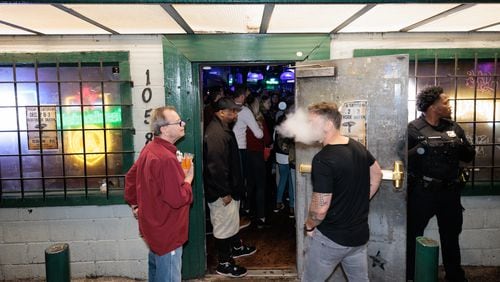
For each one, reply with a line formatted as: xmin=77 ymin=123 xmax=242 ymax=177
xmin=299 ymin=164 xmax=311 ymax=174
xmin=301 ymin=161 xmax=404 ymax=190
xmin=381 ymin=161 xmax=404 ymax=190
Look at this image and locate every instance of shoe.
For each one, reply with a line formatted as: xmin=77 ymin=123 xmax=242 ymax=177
xmin=289 ymin=207 xmax=295 ymax=218
xmin=273 ymin=203 xmax=285 ymax=213
xmin=256 ymin=218 xmax=271 ymax=229
xmin=239 ymin=217 xmax=251 ymax=230
xmin=216 ymin=261 xmax=248 ymax=278
xmin=232 ymin=244 xmax=257 ymax=258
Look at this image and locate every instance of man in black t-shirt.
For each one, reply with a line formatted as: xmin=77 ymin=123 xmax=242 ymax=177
xmin=302 ymin=102 xmax=382 ymax=282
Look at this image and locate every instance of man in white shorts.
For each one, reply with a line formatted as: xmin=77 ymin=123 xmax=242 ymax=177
xmin=204 ymin=97 xmax=257 ymax=278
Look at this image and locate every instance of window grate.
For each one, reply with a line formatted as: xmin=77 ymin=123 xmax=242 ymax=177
xmin=0 ymin=53 xmax=134 ymax=205
xmin=408 ymin=52 xmax=499 ymax=194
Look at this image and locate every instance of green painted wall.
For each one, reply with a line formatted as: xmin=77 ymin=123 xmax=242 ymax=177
xmin=164 ymin=34 xmax=330 ymax=62
xmin=163 ymin=38 xmax=206 ymax=279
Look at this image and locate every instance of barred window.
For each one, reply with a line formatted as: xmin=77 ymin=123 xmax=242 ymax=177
xmin=355 ymin=49 xmax=499 ymax=195
xmin=0 ymin=52 xmax=134 ymax=207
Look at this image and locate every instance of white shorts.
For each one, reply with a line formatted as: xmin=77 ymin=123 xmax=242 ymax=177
xmin=207 ymin=198 xmax=240 ymax=239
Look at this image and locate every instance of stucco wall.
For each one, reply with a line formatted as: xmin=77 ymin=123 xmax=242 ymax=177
xmin=330 ymin=32 xmax=500 ymax=266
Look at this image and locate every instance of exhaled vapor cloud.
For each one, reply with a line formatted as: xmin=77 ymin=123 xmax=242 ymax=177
xmin=275 ymin=108 xmax=323 ymax=145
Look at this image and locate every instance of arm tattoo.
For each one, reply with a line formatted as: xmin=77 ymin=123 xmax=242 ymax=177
xmin=306 ymin=192 xmax=332 ymax=228
xmin=309 ymin=211 xmax=323 ymax=226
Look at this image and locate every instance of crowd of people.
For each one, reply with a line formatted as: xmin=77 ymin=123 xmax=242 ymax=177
xmin=204 ymin=85 xmax=298 ymax=225
xmin=124 ymin=85 xmax=474 ymax=282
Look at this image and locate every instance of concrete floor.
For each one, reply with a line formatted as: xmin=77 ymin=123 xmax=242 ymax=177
xmin=7 ymin=266 xmax=500 ymax=281
xmin=70 ymin=266 xmax=500 ymax=281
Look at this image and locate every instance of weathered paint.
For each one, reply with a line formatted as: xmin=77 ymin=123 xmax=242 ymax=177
xmin=295 ymin=55 xmax=409 ymax=281
xmin=164 ymin=34 xmax=330 ymax=62
xmin=163 ymin=37 xmax=206 ymax=279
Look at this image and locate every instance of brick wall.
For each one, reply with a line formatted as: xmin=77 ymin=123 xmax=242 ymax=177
xmin=424 ymin=196 xmax=500 ymax=266
xmin=0 ymin=205 xmax=147 ymax=280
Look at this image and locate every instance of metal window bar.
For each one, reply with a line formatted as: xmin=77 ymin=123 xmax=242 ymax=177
xmin=493 ymin=55 xmax=498 ymax=189
xmin=13 ymin=62 xmax=25 ymax=200
xmin=77 ymin=61 xmax=90 ymax=198
xmin=434 ymin=54 xmax=438 ymax=86
xmin=34 ymin=60 xmax=47 ymax=200
xmin=0 ymin=151 xmax=134 ymax=158
xmin=0 ymin=60 xmax=134 ymax=201
xmin=410 ymin=52 xmax=500 ymax=189
xmin=0 ymin=80 xmax=133 ymax=83
xmin=2 ymin=175 xmax=127 ymax=181
xmin=472 ymin=54 xmax=478 ymax=188
xmin=56 ymin=61 xmax=68 ymax=200
xmin=99 ymin=60 xmax=110 ymax=199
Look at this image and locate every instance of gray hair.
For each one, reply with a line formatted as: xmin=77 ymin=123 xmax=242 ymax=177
xmin=151 ymin=106 xmax=177 ymax=136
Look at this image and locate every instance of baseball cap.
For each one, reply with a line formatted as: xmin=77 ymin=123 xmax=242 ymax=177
xmin=215 ymin=97 xmax=242 ymax=112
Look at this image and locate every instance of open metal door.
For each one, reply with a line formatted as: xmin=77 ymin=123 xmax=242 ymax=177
xmin=163 ymin=38 xmax=205 ymax=279
xmin=295 ymin=55 xmax=408 ymax=281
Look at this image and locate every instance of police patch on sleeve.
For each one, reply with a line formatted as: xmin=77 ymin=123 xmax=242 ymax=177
xmin=446 ymin=131 xmax=457 ymax=138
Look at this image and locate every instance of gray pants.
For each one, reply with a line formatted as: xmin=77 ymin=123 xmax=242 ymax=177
xmin=302 ymin=229 xmax=369 ymax=282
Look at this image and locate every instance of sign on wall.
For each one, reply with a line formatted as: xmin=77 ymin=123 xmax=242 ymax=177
xmin=340 ymin=100 xmax=367 ymax=146
xmin=26 ymin=106 xmax=58 ymax=150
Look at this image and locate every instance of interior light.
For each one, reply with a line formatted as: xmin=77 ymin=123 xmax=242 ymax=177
xmin=266 ymin=78 xmax=279 ymax=85
xmin=280 ymin=71 xmax=295 ymax=81
xmin=66 ymin=125 xmax=114 ymax=166
xmin=247 ymin=72 xmax=263 ymax=83
xmin=296 ymin=51 xmax=303 ymax=57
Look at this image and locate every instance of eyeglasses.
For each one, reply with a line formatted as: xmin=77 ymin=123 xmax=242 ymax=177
xmin=163 ymin=120 xmax=187 ymax=127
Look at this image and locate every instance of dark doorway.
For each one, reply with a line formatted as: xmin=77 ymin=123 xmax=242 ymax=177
xmin=200 ymin=63 xmax=297 ymax=274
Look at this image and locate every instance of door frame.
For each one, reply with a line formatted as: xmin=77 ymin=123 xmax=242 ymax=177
xmin=162 ymin=34 xmax=330 ymax=279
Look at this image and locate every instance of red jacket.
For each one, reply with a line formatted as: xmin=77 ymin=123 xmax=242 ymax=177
xmin=246 ymin=119 xmax=271 ymax=152
xmin=125 ymin=138 xmax=193 ymax=255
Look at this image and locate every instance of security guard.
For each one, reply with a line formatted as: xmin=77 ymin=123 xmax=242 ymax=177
xmin=407 ymin=86 xmax=475 ymax=282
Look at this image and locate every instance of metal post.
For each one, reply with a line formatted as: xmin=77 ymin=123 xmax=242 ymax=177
xmin=414 ymin=236 xmax=439 ymax=282
xmin=45 ymin=243 xmax=70 ymax=282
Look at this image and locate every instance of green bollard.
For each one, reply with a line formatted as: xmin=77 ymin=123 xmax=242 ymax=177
xmin=45 ymin=243 xmax=70 ymax=282
xmin=414 ymin=236 xmax=439 ymax=282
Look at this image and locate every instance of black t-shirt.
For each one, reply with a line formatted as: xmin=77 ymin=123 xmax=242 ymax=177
xmin=311 ymin=138 xmax=375 ymax=247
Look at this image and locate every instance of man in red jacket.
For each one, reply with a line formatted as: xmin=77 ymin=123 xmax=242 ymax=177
xmin=125 ymin=106 xmax=194 ymax=282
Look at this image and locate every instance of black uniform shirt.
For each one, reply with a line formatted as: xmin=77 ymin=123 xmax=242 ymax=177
xmin=408 ymin=115 xmax=475 ymax=180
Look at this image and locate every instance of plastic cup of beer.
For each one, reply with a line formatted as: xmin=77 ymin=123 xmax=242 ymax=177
xmin=181 ymin=153 xmax=193 ymax=170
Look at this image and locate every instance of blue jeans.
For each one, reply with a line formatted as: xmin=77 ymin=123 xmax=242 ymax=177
xmin=276 ymin=163 xmax=294 ymax=208
xmin=302 ymin=229 xmax=368 ymax=282
xmin=148 ymin=246 xmax=183 ymax=282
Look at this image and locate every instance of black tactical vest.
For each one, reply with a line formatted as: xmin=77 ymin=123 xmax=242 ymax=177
xmin=410 ymin=118 xmax=462 ymax=181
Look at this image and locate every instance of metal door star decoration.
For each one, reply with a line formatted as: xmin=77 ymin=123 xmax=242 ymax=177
xmin=369 ymin=251 xmax=387 ymax=270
